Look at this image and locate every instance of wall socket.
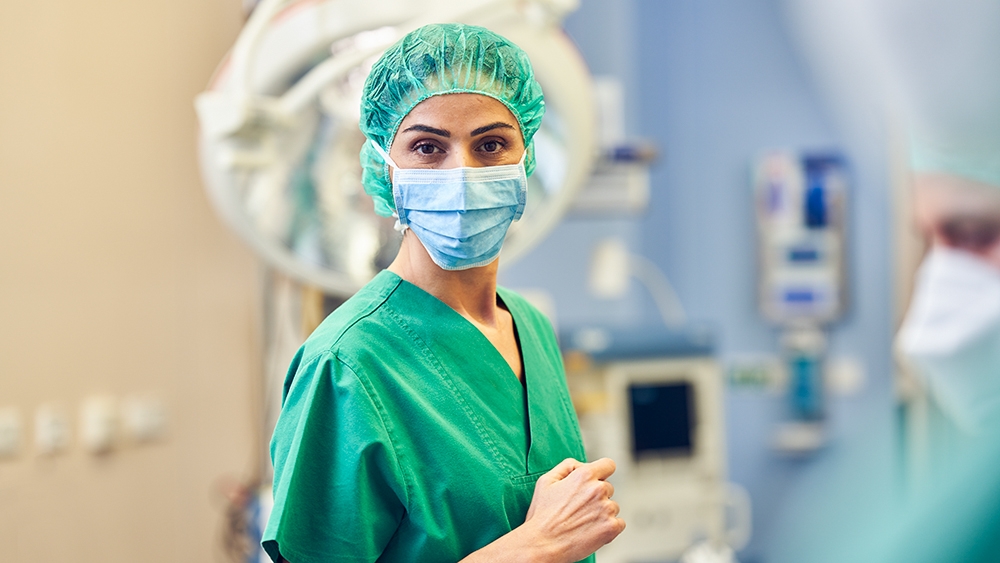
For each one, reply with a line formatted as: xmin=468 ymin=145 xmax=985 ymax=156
xmin=0 ymin=408 xmax=22 ymax=459
xmin=35 ymin=404 xmax=71 ymax=455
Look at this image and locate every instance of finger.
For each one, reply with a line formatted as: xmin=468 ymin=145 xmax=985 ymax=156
xmin=603 ymin=481 xmax=615 ymax=499
xmin=584 ymin=457 xmax=617 ymax=481
xmin=542 ymin=458 xmax=583 ymax=483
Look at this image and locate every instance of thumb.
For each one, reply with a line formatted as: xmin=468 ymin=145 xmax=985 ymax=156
xmin=540 ymin=458 xmax=583 ymax=484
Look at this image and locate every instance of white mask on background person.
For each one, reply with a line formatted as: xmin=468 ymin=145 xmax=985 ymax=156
xmin=897 ymin=247 xmax=1000 ymax=433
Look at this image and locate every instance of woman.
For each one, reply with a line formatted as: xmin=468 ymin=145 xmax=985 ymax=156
xmin=262 ymin=23 xmax=624 ymax=563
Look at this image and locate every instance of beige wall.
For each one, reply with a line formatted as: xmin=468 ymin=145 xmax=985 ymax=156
xmin=0 ymin=1 xmax=262 ymax=561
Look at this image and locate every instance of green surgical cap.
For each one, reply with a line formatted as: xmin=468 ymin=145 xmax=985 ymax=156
xmin=359 ymin=23 xmax=545 ymax=217
xmin=910 ymin=134 xmax=1000 ymax=189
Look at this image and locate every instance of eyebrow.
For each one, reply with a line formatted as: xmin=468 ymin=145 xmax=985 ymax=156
xmin=471 ymin=122 xmax=515 ymax=136
xmin=400 ymin=121 xmax=516 ymax=138
xmin=401 ymin=124 xmax=450 ymax=137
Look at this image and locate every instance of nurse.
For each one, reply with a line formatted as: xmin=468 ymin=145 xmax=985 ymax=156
xmin=262 ymin=23 xmax=625 ymax=563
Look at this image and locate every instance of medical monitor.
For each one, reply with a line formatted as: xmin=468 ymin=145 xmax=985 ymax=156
xmin=604 ymin=357 xmax=724 ymax=481
xmin=628 ymin=381 xmax=696 ymax=459
xmin=595 ymin=357 xmax=740 ymax=563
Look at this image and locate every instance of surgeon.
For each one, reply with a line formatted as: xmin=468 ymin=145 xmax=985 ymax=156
xmin=872 ymin=4 xmax=1000 ymax=555
xmin=855 ymin=150 xmax=1000 ymax=563
xmin=779 ymin=2 xmax=1000 ymax=433
xmin=261 ymin=23 xmax=625 ymax=563
xmin=868 ymin=0 xmax=1000 ymax=438
xmin=770 ymin=3 xmax=1000 ymax=562
xmin=896 ymin=138 xmax=1000 ymax=435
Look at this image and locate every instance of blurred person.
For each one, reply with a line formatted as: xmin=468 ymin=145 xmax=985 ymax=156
xmin=260 ymin=23 xmax=624 ymax=563
xmin=887 ymin=0 xmax=1000 ymax=436
xmin=875 ymin=3 xmax=1000 ymax=555
xmin=772 ymin=1 xmax=1000 ymax=561
xmin=897 ymin=168 xmax=1000 ymax=435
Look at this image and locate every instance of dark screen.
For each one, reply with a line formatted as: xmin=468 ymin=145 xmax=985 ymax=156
xmin=628 ymin=381 xmax=695 ymax=459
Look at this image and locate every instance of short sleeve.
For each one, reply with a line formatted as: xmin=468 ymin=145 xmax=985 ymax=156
xmin=263 ymin=352 xmax=407 ymax=563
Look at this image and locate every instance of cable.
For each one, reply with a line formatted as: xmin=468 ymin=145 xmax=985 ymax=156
xmin=629 ymin=252 xmax=688 ymax=327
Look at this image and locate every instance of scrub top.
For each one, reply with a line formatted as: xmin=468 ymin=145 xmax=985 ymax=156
xmin=263 ymin=270 xmax=592 ymax=563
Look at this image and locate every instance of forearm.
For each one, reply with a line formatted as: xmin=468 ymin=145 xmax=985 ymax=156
xmin=459 ymin=524 xmax=562 ymax=563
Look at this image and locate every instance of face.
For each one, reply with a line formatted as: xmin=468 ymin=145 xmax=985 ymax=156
xmin=913 ymin=172 xmax=1000 ymax=268
xmin=388 ymin=93 xmax=524 ymax=173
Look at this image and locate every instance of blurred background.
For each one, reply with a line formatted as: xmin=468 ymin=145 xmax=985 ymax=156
xmin=2 ymin=0 xmax=996 ymax=561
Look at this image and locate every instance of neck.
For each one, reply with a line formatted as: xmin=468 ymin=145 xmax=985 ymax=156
xmin=388 ymin=232 xmax=503 ymax=326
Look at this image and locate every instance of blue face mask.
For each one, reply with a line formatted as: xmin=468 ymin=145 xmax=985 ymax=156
xmin=371 ymin=140 xmax=527 ymax=271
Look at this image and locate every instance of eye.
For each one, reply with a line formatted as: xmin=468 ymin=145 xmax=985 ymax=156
xmin=939 ymin=217 xmax=1000 ymax=252
xmin=415 ymin=143 xmax=441 ymax=155
xmin=479 ymin=140 xmax=502 ymax=153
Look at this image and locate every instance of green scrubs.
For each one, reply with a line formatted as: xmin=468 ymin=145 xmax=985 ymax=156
xmin=263 ymin=270 xmax=592 ymax=563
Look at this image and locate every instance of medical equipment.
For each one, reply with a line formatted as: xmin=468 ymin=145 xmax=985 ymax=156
xmin=195 ymin=0 xmax=596 ymax=297
xmin=563 ymin=328 xmax=751 ymax=563
xmin=753 ymin=151 xmax=848 ymax=442
xmin=570 ymin=76 xmax=655 ymax=216
xmin=589 ymin=237 xmax=687 ymax=327
xmin=754 ymin=151 xmax=848 ymax=325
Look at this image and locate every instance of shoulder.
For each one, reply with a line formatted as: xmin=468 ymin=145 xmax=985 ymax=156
xmin=281 ymin=271 xmax=411 ymax=398
xmin=304 ymin=271 xmax=404 ymax=357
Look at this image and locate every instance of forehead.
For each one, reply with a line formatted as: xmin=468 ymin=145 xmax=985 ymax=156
xmin=914 ymin=173 xmax=1000 ymax=225
xmin=399 ymin=93 xmax=521 ymax=133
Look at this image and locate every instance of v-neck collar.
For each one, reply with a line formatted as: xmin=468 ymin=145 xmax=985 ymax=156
xmin=387 ymin=271 xmax=525 ymax=385
xmin=381 ymin=271 xmax=536 ymax=472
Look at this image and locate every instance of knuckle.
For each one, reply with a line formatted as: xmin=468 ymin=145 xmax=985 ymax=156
xmin=588 ymin=481 xmax=606 ymax=499
xmin=600 ymin=519 xmax=622 ymax=542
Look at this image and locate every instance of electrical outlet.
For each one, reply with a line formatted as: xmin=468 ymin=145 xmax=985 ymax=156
xmin=35 ymin=404 xmax=71 ymax=455
xmin=0 ymin=408 xmax=22 ymax=459
xmin=80 ymin=396 xmax=117 ymax=454
xmin=122 ymin=396 xmax=166 ymax=443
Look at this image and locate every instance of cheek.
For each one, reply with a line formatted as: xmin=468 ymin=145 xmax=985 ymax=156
xmin=929 ymin=232 xmax=1000 ymax=270
xmin=986 ymin=241 xmax=1000 ymax=270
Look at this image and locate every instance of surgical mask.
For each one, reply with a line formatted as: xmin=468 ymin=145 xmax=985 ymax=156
xmin=897 ymin=247 xmax=1000 ymax=433
xmin=371 ymin=140 xmax=527 ymax=271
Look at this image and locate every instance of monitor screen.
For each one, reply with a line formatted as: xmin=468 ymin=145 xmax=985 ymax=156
xmin=628 ymin=381 xmax=695 ymax=459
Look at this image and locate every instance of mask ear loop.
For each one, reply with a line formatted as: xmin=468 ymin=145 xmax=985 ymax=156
xmin=369 ymin=140 xmax=408 ymax=233
xmin=512 ymin=147 xmax=529 ymax=221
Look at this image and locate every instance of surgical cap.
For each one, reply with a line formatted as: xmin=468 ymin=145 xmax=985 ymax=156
xmin=359 ymin=23 xmax=545 ymax=217
xmin=910 ymin=135 xmax=1000 ymax=189
xmin=864 ymin=1 xmax=1000 ymax=189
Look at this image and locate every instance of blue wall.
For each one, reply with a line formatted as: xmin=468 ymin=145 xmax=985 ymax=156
xmin=504 ymin=1 xmax=898 ymax=561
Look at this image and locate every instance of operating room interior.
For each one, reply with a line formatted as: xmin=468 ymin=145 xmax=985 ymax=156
xmin=3 ymin=0 xmax=998 ymax=562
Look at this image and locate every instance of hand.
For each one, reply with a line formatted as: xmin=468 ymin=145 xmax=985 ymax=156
xmin=519 ymin=457 xmax=625 ymax=562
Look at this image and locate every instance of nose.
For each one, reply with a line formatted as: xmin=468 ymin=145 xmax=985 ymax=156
xmin=447 ymin=147 xmax=480 ymax=168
